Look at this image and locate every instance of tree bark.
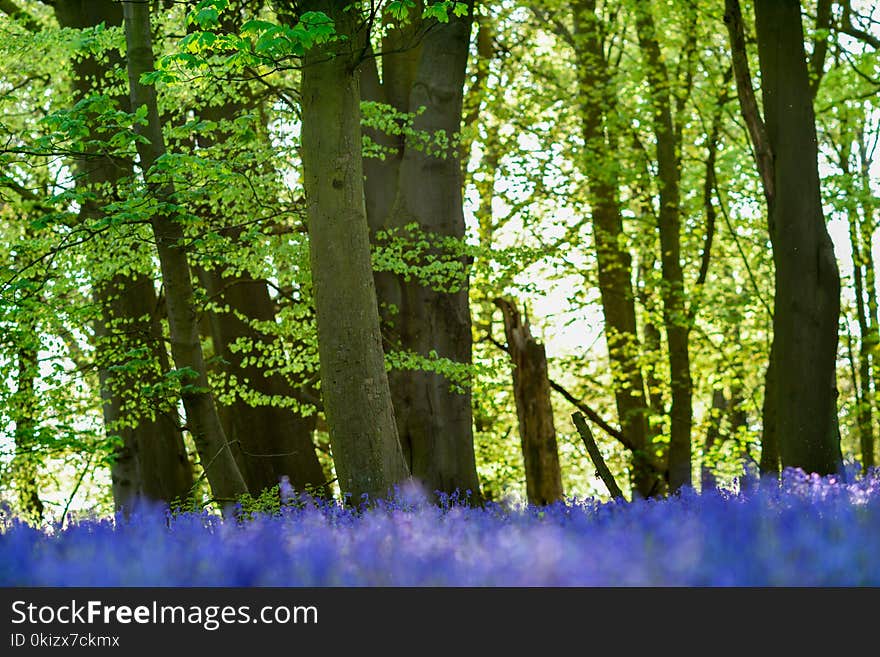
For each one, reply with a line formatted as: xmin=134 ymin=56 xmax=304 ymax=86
xmin=122 ymin=1 xmax=248 ymax=504
xmin=571 ymin=0 xmax=657 ymax=498
xmin=754 ymin=0 xmax=843 ymax=475
xmin=54 ymin=0 xmax=192 ymax=512
xmin=495 ymin=299 xmax=564 ymax=505
xmin=362 ymin=5 xmax=482 ymax=498
xmin=299 ymin=1 xmax=410 ymax=500
xmin=634 ymin=0 xmax=693 ymax=491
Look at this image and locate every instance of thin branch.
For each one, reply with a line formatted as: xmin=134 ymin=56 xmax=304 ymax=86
xmin=61 ymin=452 xmax=93 ymax=528
xmin=723 ymin=0 xmax=775 ymax=208
xmin=840 ymin=0 xmax=880 ymax=50
xmin=548 ymin=379 xmax=625 ymax=444
xmin=713 ymin=178 xmax=774 ymax=319
xmin=809 ymin=0 xmax=833 ymax=97
xmin=694 ymin=66 xmax=733 ymax=293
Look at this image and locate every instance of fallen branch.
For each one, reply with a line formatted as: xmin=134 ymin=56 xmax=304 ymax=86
xmin=572 ymin=412 xmax=626 ymax=501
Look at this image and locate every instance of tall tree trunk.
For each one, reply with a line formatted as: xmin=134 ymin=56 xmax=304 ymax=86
xmin=122 ymin=1 xmax=247 ymax=504
xmin=858 ymin=135 xmax=878 ymax=470
xmin=54 ymin=0 xmax=192 ymax=512
xmin=724 ymin=0 xmax=780 ymax=476
xmin=299 ymin=1 xmax=409 ymax=500
xmin=495 ymin=299 xmax=564 ymax=505
xmin=11 ymin=318 xmax=44 ymax=522
xmin=754 ymin=0 xmax=842 ymax=474
xmin=844 ymin=154 xmax=875 ymax=468
xmin=758 ymin=340 xmax=780 ymax=474
xmin=634 ymin=1 xmax=693 ymax=490
xmin=571 ymin=0 xmax=657 ymax=498
xmin=362 ymin=5 xmax=482 ymax=498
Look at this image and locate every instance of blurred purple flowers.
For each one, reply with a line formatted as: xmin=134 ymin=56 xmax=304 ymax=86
xmin=2 ymin=468 xmax=879 ymax=586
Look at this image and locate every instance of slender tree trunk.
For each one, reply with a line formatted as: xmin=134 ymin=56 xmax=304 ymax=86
xmin=54 ymin=0 xmax=192 ymax=512
xmin=701 ymin=388 xmax=727 ymax=491
xmin=857 ymin=133 xmax=878 ymax=469
xmin=93 ymin=275 xmax=194 ymax=510
xmin=754 ymin=0 xmax=842 ymax=474
xmin=634 ymin=1 xmax=693 ymax=490
xmin=299 ymin=1 xmax=409 ymax=500
xmin=495 ymin=299 xmax=564 ymax=505
xmin=724 ymin=0 xmax=781 ymax=476
xmin=362 ymin=5 xmax=482 ymax=498
xmin=11 ymin=320 xmax=44 ymax=522
xmin=122 ymin=1 xmax=247 ymax=503
xmin=571 ymin=0 xmax=657 ymax=497
xmin=758 ymin=340 xmax=780 ymax=474
xmin=844 ymin=162 xmax=875 ymax=466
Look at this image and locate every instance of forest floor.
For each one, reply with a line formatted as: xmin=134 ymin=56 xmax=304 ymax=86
xmin=1 ymin=468 xmax=878 ymax=586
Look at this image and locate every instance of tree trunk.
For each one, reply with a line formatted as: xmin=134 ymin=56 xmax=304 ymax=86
xmin=754 ymin=0 xmax=842 ymax=475
xmin=199 ymin=268 xmax=325 ymax=493
xmin=362 ymin=5 xmax=482 ymax=498
xmin=495 ymin=299 xmax=564 ymax=505
xmin=634 ymin=1 xmax=693 ymax=490
xmin=122 ymin=1 xmax=247 ymax=504
xmin=54 ymin=0 xmax=192 ymax=512
xmin=571 ymin=0 xmax=657 ymax=498
xmin=11 ymin=319 xmax=44 ymax=522
xmin=758 ymin=340 xmax=780 ymax=474
xmin=858 ymin=135 xmax=878 ymax=469
xmin=299 ymin=1 xmax=409 ymax=500
xmin=700 ymin=388 xmax=727 ymax=491
xmin=844 ymin=158 xmax=875 ymax=468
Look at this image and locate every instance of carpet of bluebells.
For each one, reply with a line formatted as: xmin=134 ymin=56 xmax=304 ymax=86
xmin=2 ymin=468 xmax=879 ymax=586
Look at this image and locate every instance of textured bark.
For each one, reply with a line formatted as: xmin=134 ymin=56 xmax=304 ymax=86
xmin=495 ymin=299 xmax=564 ymax=505
xmin=123 ymin=1 xmax=247 ymax=503
xmin=54 ymin=0 xmax=192 ymax=511
xmin=754 ymin=0 xmax=842 ymax=474
xmin=634 ymin=1 xmax=693 ymax=490
xmin=299 ymin=1 xmax=409 ymax=500
xmin=571 ymin=0 xmax=657 ymax=497
xmin=362 ymin=5 xmax=482 ymax=498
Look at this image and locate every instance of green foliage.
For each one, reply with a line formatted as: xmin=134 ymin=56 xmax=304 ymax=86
xmin=1 ymin=0 xmax=878 ymax=520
